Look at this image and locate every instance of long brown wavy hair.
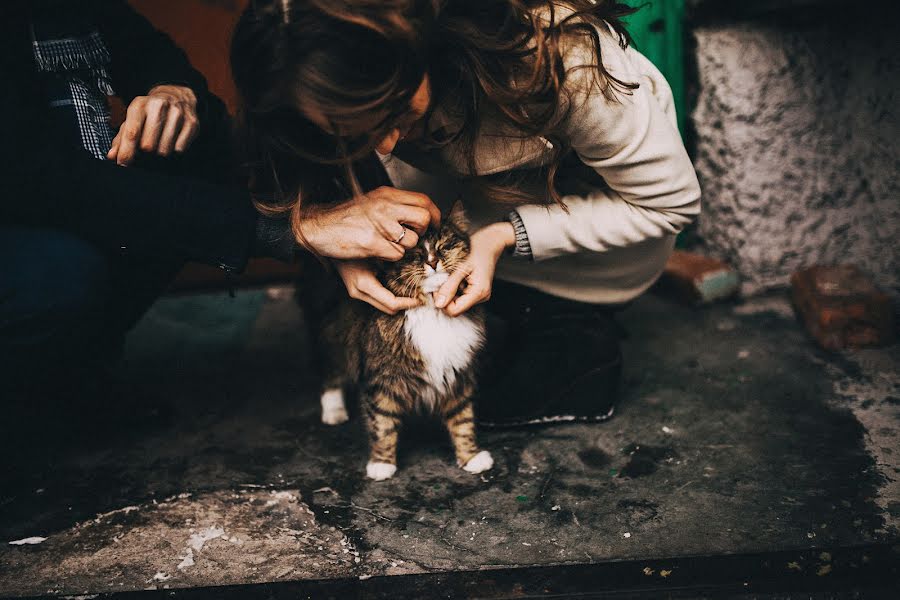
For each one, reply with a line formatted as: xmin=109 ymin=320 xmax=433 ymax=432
xmin=230 ymin=0 xmax=638 ymax=237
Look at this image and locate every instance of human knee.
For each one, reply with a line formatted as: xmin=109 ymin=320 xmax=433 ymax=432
xmin=1 ymin=229 xmax=110 ymax=327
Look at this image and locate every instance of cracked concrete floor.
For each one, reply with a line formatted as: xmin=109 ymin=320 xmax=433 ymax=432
xmin=1 ymin=287 xmax=898 ymax=597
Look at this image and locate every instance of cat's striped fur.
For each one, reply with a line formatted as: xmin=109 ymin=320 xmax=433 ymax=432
xmin=316 ymin=205 xmax=492 ymax=480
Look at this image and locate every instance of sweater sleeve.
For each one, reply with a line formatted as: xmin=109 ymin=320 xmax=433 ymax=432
xmin=508 ymin=210 xmax=534 ymax=258
xmin=513 ymin=27 xmax=701 ymax=261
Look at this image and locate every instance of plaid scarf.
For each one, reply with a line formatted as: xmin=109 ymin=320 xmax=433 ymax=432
xmin=31 ymin=17 xmax=116 ymax=159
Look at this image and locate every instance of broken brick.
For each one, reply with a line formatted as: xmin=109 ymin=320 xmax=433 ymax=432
xmin=656 ymin=250 xmax=740 ymax=305
xmin=790 ymin=265 xmax=896 ymax=350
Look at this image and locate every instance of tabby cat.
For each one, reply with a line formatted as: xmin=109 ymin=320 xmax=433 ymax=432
xmin=317 ymin=204 xmax=493 ymax=481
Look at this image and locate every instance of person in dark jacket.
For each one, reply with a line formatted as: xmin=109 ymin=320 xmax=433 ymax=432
xmin=0 ymin=1 xmax=439 ymax=399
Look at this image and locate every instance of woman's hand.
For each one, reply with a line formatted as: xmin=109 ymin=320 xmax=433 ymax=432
xmin=334 ymin=259 xmax=421 ymax=315
xmin=434 ymin=222 xmax=516 ymax=317
xmin=108 ymin=85 xmax=199 ymax=165
xmin=297 ymin=186 xmax=440 ymax=260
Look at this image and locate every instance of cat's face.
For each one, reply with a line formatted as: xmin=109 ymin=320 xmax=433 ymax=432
xmin=381 ymin=204 xmax=470 ymax=303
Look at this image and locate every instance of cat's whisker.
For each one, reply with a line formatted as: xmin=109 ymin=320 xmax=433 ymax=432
xmin=316 ymin=218 xmax=491 ymax=481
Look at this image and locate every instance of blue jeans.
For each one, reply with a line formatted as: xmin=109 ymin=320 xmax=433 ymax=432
xmin=0 ymin=225 xmax=181 ymax=394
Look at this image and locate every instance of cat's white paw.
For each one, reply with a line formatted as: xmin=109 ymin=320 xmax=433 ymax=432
xmin=463 ymin=450 xmax=494 ymax=474
xmin=320 ymin=388 xmax=349 ymax=425
xmin=366 ymin=461 xmax=397 ymax=481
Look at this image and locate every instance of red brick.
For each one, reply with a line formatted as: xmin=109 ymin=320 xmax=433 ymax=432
xmin=656 ymin=250 xmax=740 ymax=305
xmin=790 ymin=265 xmax=896 ymax=350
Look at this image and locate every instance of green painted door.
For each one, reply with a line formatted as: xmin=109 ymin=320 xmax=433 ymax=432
xmin=622 ymin=0 xmax=687 ymax=136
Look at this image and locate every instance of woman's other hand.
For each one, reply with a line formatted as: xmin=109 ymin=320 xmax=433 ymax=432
xmin=334 ymin=259 xmax=421 ymax=315
xmin=435 ymin=222 xmax=515 ymax=317
xmin=108 ymin=85 xmax=199 ymax=165
xmin=297 ymin=187 xmax=440 ymax=261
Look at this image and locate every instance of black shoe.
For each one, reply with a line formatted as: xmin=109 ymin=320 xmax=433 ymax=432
xmin=476 ymin=355 xmax=620 ymax=427
xmin=475 ymin=312 xmax=623 ymax=428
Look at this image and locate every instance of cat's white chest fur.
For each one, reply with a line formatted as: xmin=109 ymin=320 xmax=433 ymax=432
xmin=403 ymin=305 xmax=483 ymax=404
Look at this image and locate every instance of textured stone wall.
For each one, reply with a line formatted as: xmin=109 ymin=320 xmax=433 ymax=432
xmin=691 ymin=17 xmax=899 ymax=296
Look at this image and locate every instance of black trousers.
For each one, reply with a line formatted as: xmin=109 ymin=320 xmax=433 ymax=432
xmin=475 ymin=279 xmax=624 ymax=422
xmin=0 ymin=144 xmax=229 ymax=395
xmin=0 ymin=226 xmax=184 ymax=393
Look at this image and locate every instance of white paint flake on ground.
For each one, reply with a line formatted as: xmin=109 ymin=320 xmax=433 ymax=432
xmin=8 ymin=537 xmax=47 ymax=545
xmin=187 ymin=526 xmax=225 ymax=552
xmin=92 ymin=506 xmax=139 ymax=524
xmin=176 ymin=549 xmax=195 ymax=570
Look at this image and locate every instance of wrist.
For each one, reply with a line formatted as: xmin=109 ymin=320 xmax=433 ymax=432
xmin=475 ymin=222 xmax=516 ymax=256
xmin=494 ymin=221 xmax=517 ymax=248
xmin=295 ymin=204 xmax=326 ymax=254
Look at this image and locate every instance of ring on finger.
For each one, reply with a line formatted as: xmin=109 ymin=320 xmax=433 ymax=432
xmin=393 ymin=227 xmax=406 ymax=245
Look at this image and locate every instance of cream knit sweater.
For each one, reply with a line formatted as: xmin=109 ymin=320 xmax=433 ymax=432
xmin=382 ymin=17 xmax=701 ymax=304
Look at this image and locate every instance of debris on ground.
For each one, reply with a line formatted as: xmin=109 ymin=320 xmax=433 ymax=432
xmin=790 ymin=265 xmax=895 ymax=349
xmin=8 ymin=537 xmax=47 ymax=546
xmin=655 ymin=250 xmax=740 ymax=305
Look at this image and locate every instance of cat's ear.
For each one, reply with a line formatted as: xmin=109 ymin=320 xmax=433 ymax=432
xmin=445 ymin=199 xmax=469 ymax=231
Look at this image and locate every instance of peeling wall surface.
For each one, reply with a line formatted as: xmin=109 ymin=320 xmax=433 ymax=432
xmin=691 ymin=16 xmax=899 ymax=296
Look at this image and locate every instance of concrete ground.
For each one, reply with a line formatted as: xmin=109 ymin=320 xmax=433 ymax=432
xmin=1 ymin=287 xmax=898 ymax=598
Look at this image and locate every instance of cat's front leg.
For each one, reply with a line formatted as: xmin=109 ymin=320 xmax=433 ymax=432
xmin=364 ymin=394 xmax=403 ymax=481
xmin=443 ymin=399 xmax=493 ymax=474
xmin=320 ymin=387 xmax=349 ymax=425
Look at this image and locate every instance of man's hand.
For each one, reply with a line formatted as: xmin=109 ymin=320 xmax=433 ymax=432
xmin=107 ymin=84 xmax=199 ymax=165
xmin=297 ymin=186 xmax=441 ymax=261
xmin=434 ymin=222 xmax=515 ymax=317
xmin=334 ymin=259 xmax=421 ymax=315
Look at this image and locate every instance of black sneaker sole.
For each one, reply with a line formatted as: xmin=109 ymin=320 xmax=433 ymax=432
xmin=477 ymin=405 xmax=615 ymax=429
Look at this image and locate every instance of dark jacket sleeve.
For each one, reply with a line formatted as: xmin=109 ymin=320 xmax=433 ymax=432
xmin=98 ymin=1 xmax=208 ymax=103
xmin=0 ymin=3 xmax=258 ymax=272
xmin=96 ymin=1 xmax=235 ymax=168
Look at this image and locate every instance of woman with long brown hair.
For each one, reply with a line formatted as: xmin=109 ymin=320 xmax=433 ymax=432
xmin=230 ymin=0 xmax=701 ymax=425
